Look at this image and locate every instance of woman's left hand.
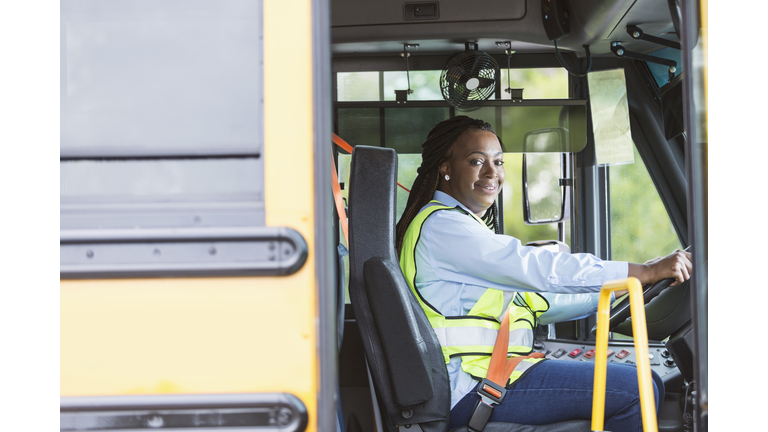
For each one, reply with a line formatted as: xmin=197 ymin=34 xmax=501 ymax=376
xmin=628 ymin=249 xmax=693 ymax=286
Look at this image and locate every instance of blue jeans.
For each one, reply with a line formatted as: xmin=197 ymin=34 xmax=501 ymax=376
xmin=448 ymin=360 xmax=664 ymax=432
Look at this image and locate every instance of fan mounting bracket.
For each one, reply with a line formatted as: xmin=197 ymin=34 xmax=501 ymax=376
xmin=505 ymin=88 xmax=524 ymax=103
xmin=396 ymin=43 xmax=419 ymax=102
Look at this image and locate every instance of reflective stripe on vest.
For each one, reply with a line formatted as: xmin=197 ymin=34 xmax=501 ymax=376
xmin=399 ymin=202 xmax=550 ymax=384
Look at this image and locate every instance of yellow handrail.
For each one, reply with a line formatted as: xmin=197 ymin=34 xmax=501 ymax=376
xmin=591 ymin=277 xmax=658 ymax=432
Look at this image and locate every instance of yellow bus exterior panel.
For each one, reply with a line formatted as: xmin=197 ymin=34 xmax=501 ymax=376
xmin=61 ymin=0 xmax=319 ymax=430
xmin=60 ymin=276 xmax=316 ymax=396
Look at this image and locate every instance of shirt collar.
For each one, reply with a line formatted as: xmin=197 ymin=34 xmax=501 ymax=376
xmin=432 ymin=190 xmax=469 ymax=212
xmin=432 ymin=191 xmax=488 ymax=226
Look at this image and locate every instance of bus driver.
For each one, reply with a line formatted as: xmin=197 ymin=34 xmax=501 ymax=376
xmin=395 ymin=116 xmax=692 ymax=431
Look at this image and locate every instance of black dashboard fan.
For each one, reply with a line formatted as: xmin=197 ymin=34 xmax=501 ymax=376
xmin=439 ymin=43 xmax=499 ymax=109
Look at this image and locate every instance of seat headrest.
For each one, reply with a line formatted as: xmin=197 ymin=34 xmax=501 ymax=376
xmin=348 ymin=145 xmax=399 ymax=264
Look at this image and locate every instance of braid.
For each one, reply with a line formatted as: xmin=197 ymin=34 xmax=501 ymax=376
xmin=395 ymin=116 xmax=501 ymax=254
xmin=482 ymin=201 xmax=500 ymax=233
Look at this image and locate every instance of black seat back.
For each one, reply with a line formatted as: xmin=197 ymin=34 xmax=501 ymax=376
xmin=347 ymin=145 xmax=450 ymax=432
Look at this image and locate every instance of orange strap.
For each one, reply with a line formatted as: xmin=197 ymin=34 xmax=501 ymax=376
xmin=482 ymin=304 xmax=545 ymax=399
xmin=331 ymin=133 xmax=411 ymax=193
xmin=331 ymin=132 xmax=415 ymax=245
xmin=332 ymin=132 xmax=355 ymax=154
xmin=330 ymin=134 xmax=353 ymax=244
xmin=331 ymin=155 xmax=349 ymax=245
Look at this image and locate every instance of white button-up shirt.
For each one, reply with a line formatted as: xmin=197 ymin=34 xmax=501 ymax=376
xmin=413 ymin=191 xmax=628 ymax=408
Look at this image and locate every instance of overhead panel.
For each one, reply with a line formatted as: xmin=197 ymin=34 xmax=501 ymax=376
xmin=331 ymin=0 xmax=526 ymax=27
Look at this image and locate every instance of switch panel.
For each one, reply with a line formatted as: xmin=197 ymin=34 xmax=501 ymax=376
xmin=403 ymin=2 xmax=439 ymax=21
xmin=531 ymin=341 xmax=678 ymax=377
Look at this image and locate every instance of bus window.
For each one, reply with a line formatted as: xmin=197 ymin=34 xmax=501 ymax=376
xmin=337 ymin=72 xmax=380 ymax=101
xmin=334 ymin=67 xmax=574 ymax=251
xmin=607 ymin=143 xmax=684 ymax=342
xmin=337 ymin=151 xmax=421 ymax=226
xmin=383 ymin=71 xmax=443 ymax=101
xmin=499 ymin=68 xmax=568 ymax=100
xmin=338 ymin=68 xmax=570 ymax=102
xmin=586 ymin=66 xmax=683 ymax=340
xmin=609 ymin=144 xmax=683 ymax=264
xmin=384 ymin=107 xmax=450 ymax=151
xmin=588 ymin=69 xmax=684 ymax=263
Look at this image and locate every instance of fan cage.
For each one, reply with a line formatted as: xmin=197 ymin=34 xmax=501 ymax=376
xmin=439 ymin=51 xmax=499 ymax=109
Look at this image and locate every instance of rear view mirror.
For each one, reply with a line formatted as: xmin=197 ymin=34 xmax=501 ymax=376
xmin=522 ymin=128 xmax=568 ymax=225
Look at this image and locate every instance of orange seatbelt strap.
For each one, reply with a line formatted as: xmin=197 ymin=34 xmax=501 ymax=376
xmin=468 ymin=303 xmax=545 ymax=432
xmin=332 ymin=132 xmax=355 ymax=154
xmin=487 ymin=308 xmax=545 ymax=391
xmin=331 ymin=132 xmax=414 ymax=245
xmin=331 ymin=133 xmax=411 ymax=193
xmin=331 ymin=155 xmax=349 ymax=245
xmin=329 ymin=134 xmax=353 ymax=244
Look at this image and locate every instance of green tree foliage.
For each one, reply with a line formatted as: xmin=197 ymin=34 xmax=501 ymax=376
xmin=500 ymin=68 xmax=568 ymax=99
xmin=337 ymin=72 xmax=379 ymax=101
xmin=609 ymin=145 xmax=682 ymax=263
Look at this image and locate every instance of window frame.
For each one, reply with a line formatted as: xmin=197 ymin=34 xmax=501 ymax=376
xmin=332 ymin=58 xmax=580 ymax=246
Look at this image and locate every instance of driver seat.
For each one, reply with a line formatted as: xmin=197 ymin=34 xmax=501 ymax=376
xmin=347 ymin=145 xmax=591 ymax=432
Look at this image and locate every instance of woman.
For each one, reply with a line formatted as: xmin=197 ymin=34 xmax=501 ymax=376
xmin=396 ymin=116 xmax=692 ymax=431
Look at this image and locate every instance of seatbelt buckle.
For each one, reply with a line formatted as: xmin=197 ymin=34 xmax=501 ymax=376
xmin=467 ymin=379 xmax=507 ymax=432
xmin=477 ymin=378 xmax=506 ymax=405
xmin=467 ymin=398 xmax=493 ymax=432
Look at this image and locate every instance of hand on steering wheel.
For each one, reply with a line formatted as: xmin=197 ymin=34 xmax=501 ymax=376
xmin=629 ymin=249 xmax=692 ymax=287
xmin=594 ymin=247 xmax=692 ymax=334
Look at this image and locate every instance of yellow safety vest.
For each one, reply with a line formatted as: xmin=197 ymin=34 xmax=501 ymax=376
xmin=399 ymin=202 xmax=550 ymax=385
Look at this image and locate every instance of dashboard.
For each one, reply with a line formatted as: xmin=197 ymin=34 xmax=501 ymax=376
xmin=534 ymin=339 xmax=680 ymax=379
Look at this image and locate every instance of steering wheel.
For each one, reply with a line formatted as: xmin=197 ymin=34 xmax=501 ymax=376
xmin=590 ymin=277 xmax=675 ymax=334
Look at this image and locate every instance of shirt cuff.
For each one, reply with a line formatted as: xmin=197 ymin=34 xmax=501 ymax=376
xmin=586 ymin=291 xmax=615 ymax=311
xmin=603 ymin=260 xmax=629 ymax=284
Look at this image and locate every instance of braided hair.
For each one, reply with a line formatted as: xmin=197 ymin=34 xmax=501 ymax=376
xmin=395 ymin=116 xmax=503 ymax=254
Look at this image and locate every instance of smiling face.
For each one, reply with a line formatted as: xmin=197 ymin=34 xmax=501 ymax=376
xmin=437 ymin=129 xmax=505 ymax=216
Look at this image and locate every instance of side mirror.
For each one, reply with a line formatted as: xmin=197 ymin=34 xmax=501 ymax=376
xmin=522 ymin=128 xmax=569 ymax=225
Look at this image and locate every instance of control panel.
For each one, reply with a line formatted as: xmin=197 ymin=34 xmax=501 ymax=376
xmin=533 ymin=340 xmax=679 ymax=378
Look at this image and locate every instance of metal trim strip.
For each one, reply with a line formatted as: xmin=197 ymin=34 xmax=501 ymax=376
xmin=60 ymin=227 xmax=308 ymax=279
xmin=60 ymin=393 xmax=308 ymax=431
xmin=334 ymin=99 xmax=586 ymax=108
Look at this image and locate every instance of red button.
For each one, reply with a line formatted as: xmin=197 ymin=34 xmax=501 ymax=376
xmin=583 ymin=349 xmax=596 ymax=359
xmin=567 ymin=349 xmax=582 ymax=358
xmin=615 ymin=349 xmax=631 ymax=359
